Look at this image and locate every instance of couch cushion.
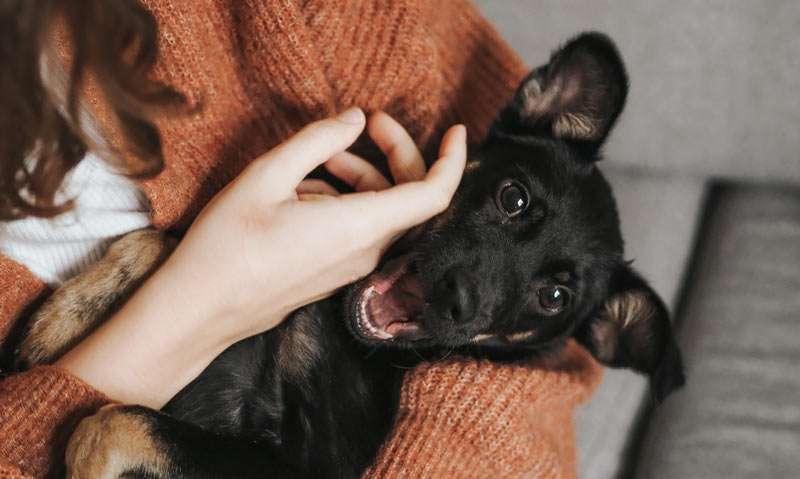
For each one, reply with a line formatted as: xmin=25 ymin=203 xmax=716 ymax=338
xmin=634 ymin=184 xmax=800 ymax=478
xmin=474 ymin=0 xmax=800 ymax=184
xmin=576 ymin=169 xmax=707 ymax=479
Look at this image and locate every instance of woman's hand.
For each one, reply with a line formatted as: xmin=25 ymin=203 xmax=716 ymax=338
xmin=56 ymin=108 xmax=466 ymax=407
xmin=172 ymin=108 xmax=465 ymax=340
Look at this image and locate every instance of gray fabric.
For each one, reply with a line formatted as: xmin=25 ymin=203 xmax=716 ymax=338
xmin=474 ymin=0 xmax=800 ymax=183
xmin=575 ymin=169 xmax=706 ymax=479
xmin=470 ymin=4 xmax=800 ymax=476
xmin=602 ymin=170 xmax=706 ymax=306
xmin=634 ymin=185 xmax=800 ymax=478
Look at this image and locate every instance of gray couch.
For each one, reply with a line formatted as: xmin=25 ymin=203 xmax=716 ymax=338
xmin=474 ymin=2 xmax=800 ymax=477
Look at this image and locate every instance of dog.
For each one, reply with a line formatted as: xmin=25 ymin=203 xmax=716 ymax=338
xmin=14 ymin=32 xmax=684 ymax=478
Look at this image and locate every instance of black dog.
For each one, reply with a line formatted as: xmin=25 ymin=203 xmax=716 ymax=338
xmin=19 ymin=32 xmax=684 ymax=478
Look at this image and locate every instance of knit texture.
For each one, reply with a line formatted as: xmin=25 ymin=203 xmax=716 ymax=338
xmin=0 ymin=1 xmax=603 ymax=477
xmin=0 ymin=367 xmax=109 ymax=478
xmin=0 ymin=262 xmax=47 ymax=353
xmin=367 ymin=342 xmax=602 ymax=479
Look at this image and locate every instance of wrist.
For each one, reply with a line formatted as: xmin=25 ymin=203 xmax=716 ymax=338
xmin=55 ymin=265 xmax=231 ymax=408
xmin=151 ymin=243 xmax=292 ymax=345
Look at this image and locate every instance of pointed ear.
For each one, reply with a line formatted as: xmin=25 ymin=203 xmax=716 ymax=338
xmin=493 ymin=32 xmax=629 ymax=154
xmin=575 ymin=264 xmax=685 ymax=402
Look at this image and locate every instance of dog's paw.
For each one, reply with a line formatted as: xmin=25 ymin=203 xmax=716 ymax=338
xmin=14 ymin=317 xmax=61 ymax=369
xmin=66 ymin=405 xmax=171 ymax=479
xmin=15 ymin=287 xmax=93 ymax=368
xmin=15 ymin=229 xmax=174 ymax=369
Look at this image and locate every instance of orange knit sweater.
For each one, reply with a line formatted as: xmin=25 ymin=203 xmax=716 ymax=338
xmin=0 ymin=1 xmax=603 ymax=477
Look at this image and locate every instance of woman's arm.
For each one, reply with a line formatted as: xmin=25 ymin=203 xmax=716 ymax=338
xmin=0 ymin=109 xmax=464 ymax=476
xmin=56 ymin=108 xmax=466 ymax=408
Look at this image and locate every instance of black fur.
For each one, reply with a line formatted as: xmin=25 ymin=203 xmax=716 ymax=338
xmin=115 ymin=33 xmax=684 ymax=478
xmin=163 ymin=302 xmax=404 ymax=477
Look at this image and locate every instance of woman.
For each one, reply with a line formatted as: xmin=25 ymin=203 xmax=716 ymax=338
xmin=0 ymin=1 xmax=601 ymax=477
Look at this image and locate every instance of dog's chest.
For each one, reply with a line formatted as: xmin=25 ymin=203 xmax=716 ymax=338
xmin=164 ymin=300 xmax=404 ymax=476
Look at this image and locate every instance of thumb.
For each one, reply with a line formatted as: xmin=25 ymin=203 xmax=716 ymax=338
xmin=251 ymin=108 xmax=367 ymax=198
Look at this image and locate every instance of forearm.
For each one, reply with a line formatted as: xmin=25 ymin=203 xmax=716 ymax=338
xmin=54 ymin=262 xmax=234 ymax=409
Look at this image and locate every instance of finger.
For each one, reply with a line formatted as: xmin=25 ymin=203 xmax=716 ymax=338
xmin=368 ymin=111 xmax=426 ymax=184
xmin=325 ymin=151 xmax=391 ymax=192
xmin=251 ymin=108 xmax=366 ymax=197
xmin=341 ymin=124 xmax=467 ymax=232
xmin=296 ymin=179 xmax=340 ymax=196
xmin=297 ymin=193 xmax=338 ymax=202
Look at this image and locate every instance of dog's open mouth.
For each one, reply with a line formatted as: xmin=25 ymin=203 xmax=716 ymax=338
xmin=351 ymin=254 xmax=428 ymax=342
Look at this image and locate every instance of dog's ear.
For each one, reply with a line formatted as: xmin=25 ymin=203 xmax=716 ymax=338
xmin=575 ymin=263 xmax=685 ymax=402
xmin=493 ymin=32 xmax=628 ymax=154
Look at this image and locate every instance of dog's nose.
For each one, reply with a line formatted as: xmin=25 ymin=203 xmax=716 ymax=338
xmin=440 ymin=268 xmax=476 ymax=323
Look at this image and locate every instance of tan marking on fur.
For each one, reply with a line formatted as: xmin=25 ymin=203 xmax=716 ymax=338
xmin=553 ymin=112 xmax=597 ymax=140
xmin=472 ymin=331 xmax=536 ymax=344
xmin=66 ymin=405 xmax=171 ymax=479
xmin=520 ymin=78 xmax=559 ymax=121
xmin=519 ymin=74 xmax=601 ymax=141
xmin=277 ymin=309 xmax=321 ymax=384
xmin=505 ymin=330 xmax=537 ymax=343
xmin=471 ymin=333 xmax=496 ymax=343
xmin=605 ymin=291 xmax=656 ymax=329
xmin=16 ymin=229 xmax=174 ymax=367
xmin=464 ymin=159 xmax=481 ymax=173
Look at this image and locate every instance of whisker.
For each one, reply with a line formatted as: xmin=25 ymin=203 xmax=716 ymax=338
xmin=436 ymin=347 xmax=455 ymax=363
xmin=409 ymin=344 xmax=426 ymax=362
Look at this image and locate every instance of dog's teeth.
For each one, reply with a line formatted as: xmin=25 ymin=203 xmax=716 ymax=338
xmin=356 ymin=286 xmax=392 ymax=340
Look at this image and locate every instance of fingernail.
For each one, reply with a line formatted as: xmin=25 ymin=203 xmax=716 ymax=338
xmin=337 ymin=107 xmax=365 ymax=125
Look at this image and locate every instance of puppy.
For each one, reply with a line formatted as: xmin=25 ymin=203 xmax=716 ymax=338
xmin=15 ymin=32 xmax=684 ymax=478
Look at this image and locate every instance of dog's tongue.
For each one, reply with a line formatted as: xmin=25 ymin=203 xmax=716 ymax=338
xmin=367 ymin=272 xmax=424 ymax=324
xmin=365 ymin=258 xmax=426 ymax=338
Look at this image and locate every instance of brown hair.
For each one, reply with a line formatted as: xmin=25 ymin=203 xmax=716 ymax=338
xmin=0 ymin=0 xmax=183 ymax=220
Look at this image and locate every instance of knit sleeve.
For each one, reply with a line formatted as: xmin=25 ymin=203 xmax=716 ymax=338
xmin=364 ymin=341 xmax=603 ymax=479
xmin=0 ymin=257 xmax=112 ymax=477
xmin=426 ymin=0 xmax=530 ymax=140
xmin=0 ymin=256 xmax=47 ymax=349
xmin=0 ymin=367 xmax=110 ymax=478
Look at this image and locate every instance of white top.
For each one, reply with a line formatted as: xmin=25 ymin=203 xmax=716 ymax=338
xmin=0 ymin=153 xmax=152 ymax=286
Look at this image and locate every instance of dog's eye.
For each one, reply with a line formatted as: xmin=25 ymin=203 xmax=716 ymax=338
xmin=537 ymin=285 xmax=571 ymax=314
xmin=496 ymin=181 xmax=529 ymax=217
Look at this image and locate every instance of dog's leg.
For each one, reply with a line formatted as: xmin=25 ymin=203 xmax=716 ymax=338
xmin=66 ymin=405 xmax=302 ymax=479
xmin=15 ymin=228 xmax=174 ymax=368
xmin=65 ymin=405 xmax=174 ymax=479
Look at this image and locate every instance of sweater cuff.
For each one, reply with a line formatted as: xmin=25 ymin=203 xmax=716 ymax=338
xmin=0 ymin=366 xmax=110 ymax=478
xmin=0 ymin=256 xmax=48 ymax=352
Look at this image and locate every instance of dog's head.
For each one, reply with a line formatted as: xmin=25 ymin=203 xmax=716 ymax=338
xmin=345 ymin=33 xmax=684 ymax=401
